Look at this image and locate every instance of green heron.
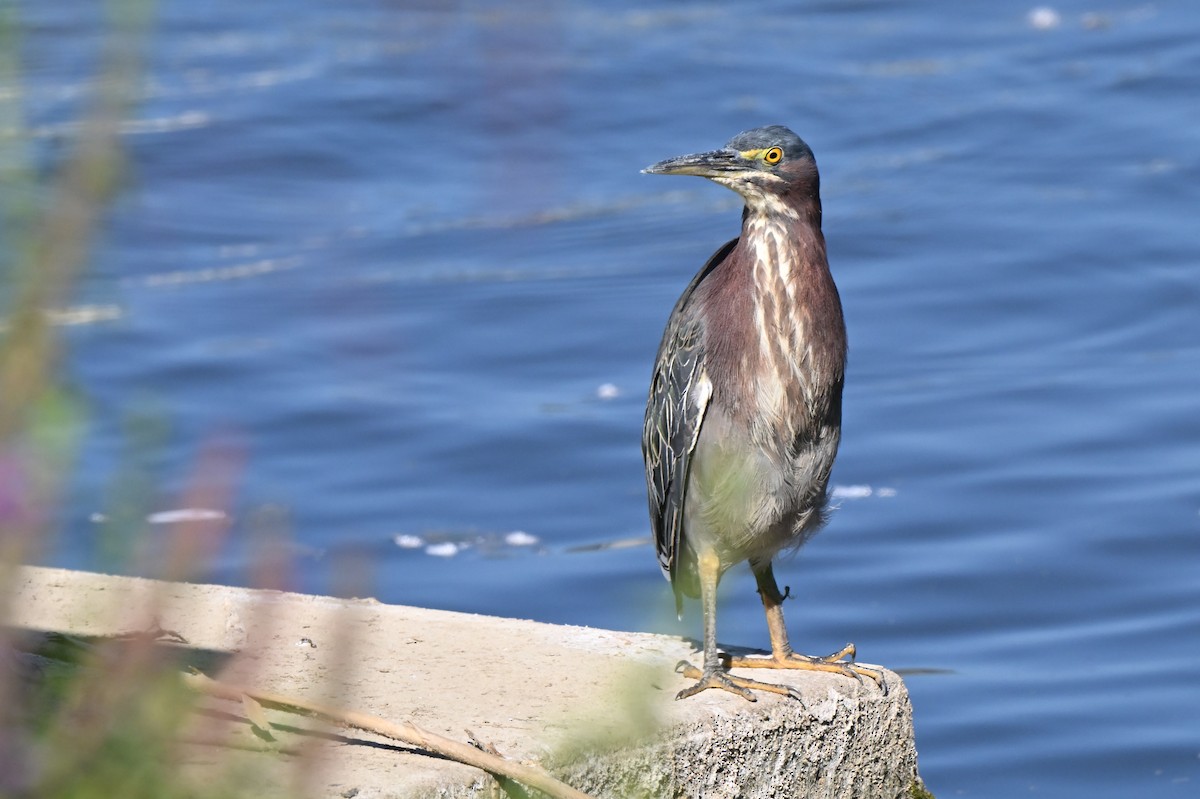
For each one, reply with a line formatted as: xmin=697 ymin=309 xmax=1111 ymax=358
xmin=641 ymin=125 xmax=884 ymax=701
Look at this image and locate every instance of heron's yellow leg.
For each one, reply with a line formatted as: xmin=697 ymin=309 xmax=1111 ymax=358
xmin=675 ymin=551 xmax=806 ymax=702
xmin=724 ymin=561 xmax=887 ymax=694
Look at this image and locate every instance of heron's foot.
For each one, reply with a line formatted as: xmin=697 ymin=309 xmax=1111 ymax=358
xmin=674 ymin=660 xmax=802 ymax=702
xmin=726 ymin=643 xmax=888 ymax=695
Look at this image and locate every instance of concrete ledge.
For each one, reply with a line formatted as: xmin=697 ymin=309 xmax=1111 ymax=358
xmin=5 ymin=566 xmax=924 ymax=798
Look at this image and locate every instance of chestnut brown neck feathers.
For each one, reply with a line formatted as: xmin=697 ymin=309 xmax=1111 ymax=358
xmin=696 ymin=181 xmax=846 ymax=452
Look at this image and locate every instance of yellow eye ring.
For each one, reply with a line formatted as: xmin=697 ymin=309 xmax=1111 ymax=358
xmin=764 ymin=147 xmax=783 ymax=165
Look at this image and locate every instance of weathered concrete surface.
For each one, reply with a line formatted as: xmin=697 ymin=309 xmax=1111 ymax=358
xmin=5 ymin=566 xmax=924 ymax=798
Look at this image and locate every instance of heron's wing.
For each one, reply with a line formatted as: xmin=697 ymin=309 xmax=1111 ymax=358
xmin=642 ymin=238 xmax=736 ymax=593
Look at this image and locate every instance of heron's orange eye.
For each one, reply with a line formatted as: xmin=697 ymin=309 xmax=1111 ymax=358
xmin=764 ymin=147 xmax=783 ymax=164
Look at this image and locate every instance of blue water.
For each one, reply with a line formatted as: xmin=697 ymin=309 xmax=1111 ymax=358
xmin=8 ymin=1 xmax=1200 ymax=796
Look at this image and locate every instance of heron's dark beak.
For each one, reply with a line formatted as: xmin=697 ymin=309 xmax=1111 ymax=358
xmin=643 ymin=148 xmax=743 ymax=177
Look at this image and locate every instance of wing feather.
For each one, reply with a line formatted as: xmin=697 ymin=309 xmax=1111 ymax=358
xmin=642 ymin=238 xmax=736 ymax=595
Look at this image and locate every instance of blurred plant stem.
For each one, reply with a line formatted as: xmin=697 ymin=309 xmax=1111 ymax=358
xmin=0 ymin=7 xmax=276 ymax=794
xmin=0 ymin=0 xmax=153 ymax=567
xmin=1 ymin=3 xmax=157 ymax=790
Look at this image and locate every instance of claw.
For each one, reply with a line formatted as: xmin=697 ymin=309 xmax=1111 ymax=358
xmin=675 ymin=661 xmax=756 ymax=701
xmin=675 ymin=661 xmax=806 ymax=702
xmin=820 ymin=643 xmax=856 ymax=664
xmin=726 ymin=646 xmax=888 ymax=695
xmin=852 ymin=662 xmax=888 ymax=696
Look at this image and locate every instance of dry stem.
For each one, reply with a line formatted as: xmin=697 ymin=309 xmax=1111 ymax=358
xmin=183 ymin=671 xmax=597 ymax=799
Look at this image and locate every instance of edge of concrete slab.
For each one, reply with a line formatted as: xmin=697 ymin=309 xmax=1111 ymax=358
xmin=4 ymin=566 xmax=926 ymax=799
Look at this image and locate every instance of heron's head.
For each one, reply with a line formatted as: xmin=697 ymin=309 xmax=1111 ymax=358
xmin=643 ymin=125 xmax=818 ymax=214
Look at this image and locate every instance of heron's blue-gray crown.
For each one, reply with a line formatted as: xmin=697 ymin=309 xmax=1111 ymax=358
xmin=641 ymin=125 xmax=815 ymax=185
xmin=725 ymin=125 xmax=812 ymax=161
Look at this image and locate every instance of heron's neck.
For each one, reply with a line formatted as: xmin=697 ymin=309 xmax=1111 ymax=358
xmin=739 ymin=203 xmax=831 ymax=301
xmin=729 ymin=202 xmax=845 ymax=440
